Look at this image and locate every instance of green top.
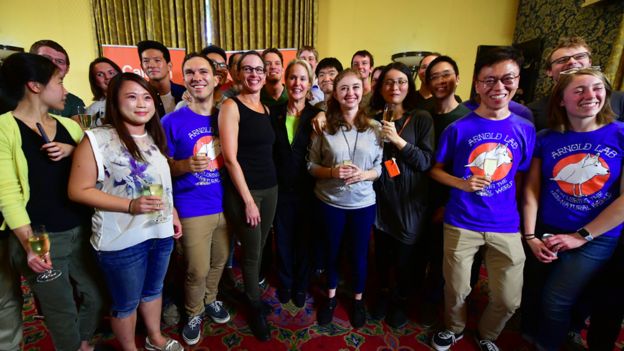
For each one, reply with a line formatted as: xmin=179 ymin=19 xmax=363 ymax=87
xmin=285 ymin=113 xmax=300 ymax=144
xmin=260 ymin=85 xmax=288 ymax=107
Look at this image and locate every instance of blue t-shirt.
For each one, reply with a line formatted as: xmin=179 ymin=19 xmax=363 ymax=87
xmin=435 ymin=111 xmax=536 ymax=232
xmin=161 ymin=106 xmax=224 ymax=218
xmin=535 ymin=122 xmax=624 ymax=238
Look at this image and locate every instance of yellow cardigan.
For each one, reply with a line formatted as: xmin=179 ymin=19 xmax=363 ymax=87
xmin=0 ymin=112 xmax=83 ymax=230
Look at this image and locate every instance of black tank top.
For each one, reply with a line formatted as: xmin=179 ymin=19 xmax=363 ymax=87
xmin=16 ymin=118 xmax=87 ymax=231
xmin=231 ymin=97 xmax=277 ymax=190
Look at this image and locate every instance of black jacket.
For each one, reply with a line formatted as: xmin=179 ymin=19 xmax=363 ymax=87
xmin=270 ymin=103 xmax=320 ymax=195
xmin=373 ymin=108 xmax=435 ymax=244
xmin=156 ymin=82 xmax=185 ymax=118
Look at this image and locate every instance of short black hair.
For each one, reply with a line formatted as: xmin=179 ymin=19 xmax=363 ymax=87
xmin=351 ymin=50 xmax=374 ymax=67
xmin=473 ymin=46 xmax=523 ymax=80
xmin=315 ymin=57 xmax=343 ymax=76
xmin=201 ymin=45 xmax=227 ymax=61
xmin=137 ymin=40 xmax=171 ymax=63
xmin=228 ymin=52 xmax=242 ymax=69
xmin=425 ymin=55 xmax=459 ymax=82
xmin=261 ymin=48 xmax=283 ymax=64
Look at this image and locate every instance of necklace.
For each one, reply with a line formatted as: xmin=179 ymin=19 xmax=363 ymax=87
xmin=340 ymin=125 xmax=359 ymax=161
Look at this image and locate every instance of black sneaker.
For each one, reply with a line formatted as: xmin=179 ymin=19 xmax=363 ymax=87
xmin=259 ymin=276 xmax=268 ymax=290
xmin=249 ymin=301 xmax=270 ymax=341
xmin=182 ymin=315 xmax=202 ymax=345
xmin=371 ymin=296 xmax=388 ymax=320
xmin=431 ymin=330 xmax=464 ymax=351
xmin=204 ymin=300 xmax=230 ymax=324
xmin=276 ymin=288 xmax=291 ymax=304
xmin=351 ymin=299 xmax=366 ymax=328
xmin=293 ymin=291 xmax=306 ymax=308
xmin=476 ymin=338 xmax=500 ymax=351
xmin=317 ymin=297 xmax=337 ymax=325
xmin=386 ymin=305 xmax=408 ymax=329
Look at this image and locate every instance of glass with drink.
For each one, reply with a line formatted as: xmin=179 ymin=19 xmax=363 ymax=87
xmin=483 ymin=157 xmax=498 ymax=180
xmin=76 ymin=106 xmax=93 ymax=129
xmin=142 ymin=182 xmax=170 ymax=223
xmin=29 ymin=225 xmax=62 ymax=283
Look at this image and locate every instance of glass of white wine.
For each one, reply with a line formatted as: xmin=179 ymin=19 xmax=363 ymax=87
xmin=483 ymin=157 xmax=498 ymax=180
xmin=142 ymin=183 xmax=169 ymax=223
xmin=29 ymin=225 xmax=62 ymax=283
xmin=76 ymin=106 xmax=93 ymax=129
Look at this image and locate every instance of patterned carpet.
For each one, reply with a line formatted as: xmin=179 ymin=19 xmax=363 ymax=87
xmin=21 ymin=268 xmax=623 ymax=350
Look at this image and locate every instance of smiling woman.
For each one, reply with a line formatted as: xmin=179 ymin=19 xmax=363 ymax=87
xmin=218 ymin=50 xmax=277 ymax=341
xmin=521 ymin=68 xmax=624 ymax=351
xmin=67 ymin=73 xmax=183 ymax=351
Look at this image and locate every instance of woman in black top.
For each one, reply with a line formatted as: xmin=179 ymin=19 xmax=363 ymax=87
xmin=219 ymin=50 xmax=277 ymax=341
xmin=0 ymin=53 xmax=102 ymax=351
xmin=271 ymin=59 xmax=323 ymax=308
xmin=369 ymin=62 xmax=435 ymax=328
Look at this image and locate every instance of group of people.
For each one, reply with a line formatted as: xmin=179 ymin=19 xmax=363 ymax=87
xmin=0 ymin=34 xmax=622 ymax=351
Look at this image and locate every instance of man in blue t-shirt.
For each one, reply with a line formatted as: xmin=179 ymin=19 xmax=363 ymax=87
xmin=429 ymin=47 xmax=536 ymax=351
xmin=161 ymin=53 xmax=230 ymax=346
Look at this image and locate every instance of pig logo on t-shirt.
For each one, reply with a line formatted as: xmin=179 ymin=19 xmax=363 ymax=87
xmin=465 ymin=143 xmax=513 ymax=181
xmin=551 ymin=153 xmax=609 ymax=197
xmin=193 ymin=136 xmax=224 ymax=171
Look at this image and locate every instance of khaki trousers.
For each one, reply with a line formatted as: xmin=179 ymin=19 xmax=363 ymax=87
xmin=443 ymin=223 xmax=525 ymax=340
xmin=181 ymin=213 xmax=230 ymax=317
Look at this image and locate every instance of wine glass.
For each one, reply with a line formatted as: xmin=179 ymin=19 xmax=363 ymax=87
xmin=337 ymin=159 xmax=353 ymax=192
xmin=29 ymin=225 xmax=62 ymax=283
xmin=76 ymin=106 xmax=93 ymax=129
xmin=381 ymin=104 xmax=393 ymax=143
xmin=142 ymin=182 xmax=170 ymax=223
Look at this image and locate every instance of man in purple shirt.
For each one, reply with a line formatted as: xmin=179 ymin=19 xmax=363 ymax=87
xmin=430 ymin=47 xmax=536 ymax=351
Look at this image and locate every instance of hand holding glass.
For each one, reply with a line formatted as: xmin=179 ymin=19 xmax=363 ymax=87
xmin=29 ymin=225 xmax=62 ymax=283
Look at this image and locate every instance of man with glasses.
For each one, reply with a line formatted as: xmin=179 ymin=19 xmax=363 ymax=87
xmin=29 ymin=40 xmax=85 ymax=117
xmin=529 ymin=36 xmax=624 ymax=130
xmin=260 ymin=48 xmax=287 ymax=107
xmin=137 ymin=40 xmax=185 ymax=117
xmin=314 ymin=57 xmax=343 ymax=111
xmin=430 ymin=47 xmax=535 ymax=351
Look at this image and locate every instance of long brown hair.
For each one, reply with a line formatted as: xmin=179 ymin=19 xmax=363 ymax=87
xmin=325 ymin=69 xmax=373 ymax=135
xmin=547 ymin=68 xmax=614 ymax=132
xmin=104 ymin=72 xmax=168 ymax=161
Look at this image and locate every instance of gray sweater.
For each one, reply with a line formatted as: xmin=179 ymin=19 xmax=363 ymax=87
xmin=308 ymin=121 xmax=383 ymax=209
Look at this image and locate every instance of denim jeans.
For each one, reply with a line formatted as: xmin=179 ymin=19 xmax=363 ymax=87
xmin=96 ymin=237 xmax=174 ymax=318
xmin=534 ymin=234 xmax=619 ymax=351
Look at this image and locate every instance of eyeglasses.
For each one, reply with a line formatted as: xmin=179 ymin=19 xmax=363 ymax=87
xmin=41 ymin=54 xmax=67 ymax=66
xmin=241 ymin=65 xmax=265 ymax=74
xmin=211 ymin=60 xmax=228 ymax=69
xmin=477 ymin=74 xmax=519 ymax=88
xmin=383 ymin=79 xmax=409 ymax=88
xmin=550 ymin=52 xmax=591 ymax=66
xmin=559 ymin=65 xmax=602 ymax=76
xmin=428 ymin=71 xmax=455 ymax=82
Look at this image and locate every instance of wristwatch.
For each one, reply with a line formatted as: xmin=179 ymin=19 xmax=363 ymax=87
xmin=577 ymin=228 xmax=594 ymax=241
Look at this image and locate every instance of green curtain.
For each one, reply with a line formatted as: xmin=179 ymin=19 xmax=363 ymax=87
xmin=92 ymin=0 xmax=206 ymax=53
xmin=210 ymin=0 xmax=317 ymax=51
xmin=605 ymin=16 xmax=624 ymax=91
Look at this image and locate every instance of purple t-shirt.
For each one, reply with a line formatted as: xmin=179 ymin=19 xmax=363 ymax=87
xmin=436 ymin=111 xmax=535 ymax=232
xmin=161 ymin=106 xmax=224 ymax=218
xmin=535 ymin=122 xmax=624 ymax=238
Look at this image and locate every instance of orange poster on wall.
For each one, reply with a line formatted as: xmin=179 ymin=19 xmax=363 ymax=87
xmin=102 ymin=44 xmax=186 ymax=84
